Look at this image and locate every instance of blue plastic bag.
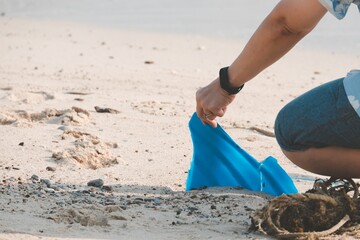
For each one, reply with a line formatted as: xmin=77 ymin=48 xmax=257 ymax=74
xmin=186 ymin=113 xmax=297 ymax=196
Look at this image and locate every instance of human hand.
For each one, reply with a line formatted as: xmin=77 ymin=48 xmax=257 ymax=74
xmin=196 ymin=78 xmax=235 ymax=128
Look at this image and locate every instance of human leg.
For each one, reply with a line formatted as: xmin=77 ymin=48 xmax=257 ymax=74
xmin=282 ymin=147 xmax=360 ymax=178
xmin=274 ymin=78 xmax=360 ymax=178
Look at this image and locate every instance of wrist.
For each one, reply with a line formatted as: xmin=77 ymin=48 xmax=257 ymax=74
xmin=219 ymin=67 xmax=244 ymax=95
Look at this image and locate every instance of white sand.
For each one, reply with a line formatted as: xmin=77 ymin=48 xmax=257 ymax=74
xmin=0 ymin=2 xmax=359 ymax=239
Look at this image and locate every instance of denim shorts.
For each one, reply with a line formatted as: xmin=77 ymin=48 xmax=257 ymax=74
xmin=275 ymin=78 xmax=360 ymax=152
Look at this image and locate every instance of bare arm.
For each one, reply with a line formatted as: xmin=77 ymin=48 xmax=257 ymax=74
xmin=228 ymin=0 xmax=327 ymax=86
xmin=196 ymin=0 xmax=327 ymax=127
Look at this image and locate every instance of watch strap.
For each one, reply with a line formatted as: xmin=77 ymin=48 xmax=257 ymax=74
xmin=219 ymin=67 xmax=244 ymax=95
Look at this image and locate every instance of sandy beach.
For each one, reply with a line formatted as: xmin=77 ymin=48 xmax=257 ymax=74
xmin=0 ymin=1 xmax=359 ymax=239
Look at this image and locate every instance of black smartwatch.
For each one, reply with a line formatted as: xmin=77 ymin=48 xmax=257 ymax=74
xmin=219 ymin=67 xmax=244 ymax=95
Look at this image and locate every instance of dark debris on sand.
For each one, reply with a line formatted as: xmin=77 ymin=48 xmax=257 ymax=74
xmin=250 ymin=177 xmax=360 ymax=239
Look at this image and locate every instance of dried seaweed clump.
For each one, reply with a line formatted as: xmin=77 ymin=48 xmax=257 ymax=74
xmin=250 ymin=178 xmax=360 ymax=239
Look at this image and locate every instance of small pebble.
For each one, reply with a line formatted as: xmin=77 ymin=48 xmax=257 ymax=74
xmin=87 ymin=179 xmax=104 ymax=187
xmin=31 ymin=175 xmax=39 ymax=181
xmin=153 ymin=198 xmax=161 ymax=205
xmin=40 ymin=179 xmax=51 ymax=188
xmin=72 ymin=191 xmax=83 ymax=197
xmin=188 ymin=207 xmax=198 ymax=212
xmin=44 ymin=188 xmax=55 ymax=193
xmin=104 ymin=199 xmax=116 ymax=205
xmin=48 ymin=185 xmax=60 ymax=191
xmin=56 ymin=200 xmax=65 ymax=206
xmin=102 ymin=185 xmax=112 ymax=192
xmin=57 ymin=126 xmax=73 ymax=131
xmin=132 ymin=199 xmax=143 ymax=205
xmin=7 ymin=177 xmax=16 ymax=182
xmin=46 ymin=166 xmax=56 ymax=172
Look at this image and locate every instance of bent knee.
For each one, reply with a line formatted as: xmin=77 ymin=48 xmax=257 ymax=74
xmin=281 ymin=148 xmax=317 ymax=173
xmin=274 ymin=107 xmax=296 ymax=151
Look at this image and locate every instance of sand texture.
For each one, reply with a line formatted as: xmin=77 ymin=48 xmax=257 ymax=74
xmin=0 ymin=9 xmax=359 ymax=240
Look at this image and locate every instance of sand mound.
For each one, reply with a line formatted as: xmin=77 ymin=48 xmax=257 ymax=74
xmin=2 ymin=90 xmax=55 ymax=104
xmin=0 ymin=107 xmax=90 ymax=126
xmin=54 ymin=208 xmax=109 ymax=227
xmin=52 ymin=130 xmax=119 ymax=169
xmin=52 ymin=205 xmax=126 ymax=227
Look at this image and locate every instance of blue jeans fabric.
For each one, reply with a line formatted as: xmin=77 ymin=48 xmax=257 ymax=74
xmin=275 ymin=78 xmax=360 ymax=152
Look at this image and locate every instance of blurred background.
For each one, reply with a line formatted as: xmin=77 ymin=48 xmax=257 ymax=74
xmin=0 ymin=0 xmax=358 ymax=54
